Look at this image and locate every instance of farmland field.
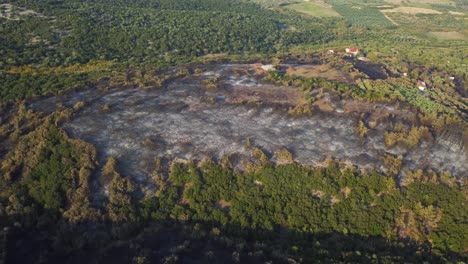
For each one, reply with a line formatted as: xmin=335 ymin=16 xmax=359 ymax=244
xmin=324 ymin=0 xmax=395 ymax=27
xmin=284 ymin=2 xmax=341 ymax=17
xmin=382 ymin=6 xmax=443 ymax=14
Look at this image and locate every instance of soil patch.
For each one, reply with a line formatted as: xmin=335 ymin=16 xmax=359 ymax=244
xmin=226 ymin=86 xmax=306 ymax=106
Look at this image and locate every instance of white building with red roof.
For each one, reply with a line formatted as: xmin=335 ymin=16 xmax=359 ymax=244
xmin=417 ymin=80 xmax=427 ymax=91
xmin=345 ymin=47 xmax=359 ymax=56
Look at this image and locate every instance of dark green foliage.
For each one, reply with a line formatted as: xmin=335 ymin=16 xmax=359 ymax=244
xmin=0 ymin=72 xmax=88 ymax=102
xmin=0 ymin=0 xmax=332 ymax=103
xmin=331 ymin=3 xmax=394 ymax=28
xmin=24 ymin=126 xmax=79 ymax=211
xmin=1 ymin=0 xmax=330 ymax=68
xmin=154 ymin=159 xmax=466 ymax=260
xmin=405 ymin=183 xmax=468 ymax=253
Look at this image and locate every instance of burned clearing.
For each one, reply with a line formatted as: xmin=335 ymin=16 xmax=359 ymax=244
xmin=28 ymin=64 xmax=467 ymax=191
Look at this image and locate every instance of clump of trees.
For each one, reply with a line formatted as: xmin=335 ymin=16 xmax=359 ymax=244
xmin=0 ymin=111 xmax=98 ymax=225
xmin=357 ymin=119 xmax=369 ymax=138
xmin=384 ymin=123 xmax=432 ymax=149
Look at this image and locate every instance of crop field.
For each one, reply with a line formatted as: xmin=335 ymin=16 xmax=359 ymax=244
xmin=284 ymin=2 xmax=341 ymax=17
xmin=331 ymin=4 xmax=394 ymax=27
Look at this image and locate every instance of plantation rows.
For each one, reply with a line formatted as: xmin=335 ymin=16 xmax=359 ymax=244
xmin=327 ymin=0 xmax=394 ymax=28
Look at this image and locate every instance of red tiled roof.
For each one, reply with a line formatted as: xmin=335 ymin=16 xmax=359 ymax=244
xmin=348 ymin=47 xmax=359 ymax=53
xmin=417 ymin=80 xmax=426 ymax=88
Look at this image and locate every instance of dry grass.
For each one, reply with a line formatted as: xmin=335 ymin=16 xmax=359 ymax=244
xmin=286 ymin=65 xmax=352 ymax=83
xmin=313 ymin=98 xmax=334 ymax=112
xmin=274 ymin=148 xmax=294 ymax=164
xmin=449 ymin=11 xmax=464 ymax=16
xmin=382 ymin=7 xmax=442 ymax=14
xmin=179 ymin=182 xmax=193 ymax=205
xmin=341 ymin=187 xmax=352 ymax=198
xmin=226 ymin=86 xmax=306 ymax=106
xmin=428 ymin=31 xmax=467 ymax=40
xmin=311 ymin=189 xmax=325 ymax=198
xmin=285 ymin=2 xmax=340 ymax=18
xmin=200 ymin=53 xmax=227 ymax=59
xmin=384 ymin=0 xmax=454 ymax=4
xmin=328 ymin=195 xmax=341 ymax=204
xmin=217 ymin=199 xmax=232 ymax=210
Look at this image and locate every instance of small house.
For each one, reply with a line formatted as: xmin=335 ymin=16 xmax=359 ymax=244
xmin=327 ymin=50 xmax=335 ymax=54
xmin=345 ymin=47 xmax=359 ymax=56
xmin=449 ymin=76 xmax=455 ymax=80
xmin=417 ymin=80 xmax=427 ymax=91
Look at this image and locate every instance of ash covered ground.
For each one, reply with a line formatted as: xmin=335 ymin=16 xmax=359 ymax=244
xmin=29 ymin=64 xmax=467 ymax=187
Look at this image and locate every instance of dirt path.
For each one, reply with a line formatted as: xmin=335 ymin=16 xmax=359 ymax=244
xmin=383 ymin=13 xmax=399 ymax=26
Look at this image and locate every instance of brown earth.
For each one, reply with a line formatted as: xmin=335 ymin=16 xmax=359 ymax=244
xmin=226 ymin=86 xmax=306 ymax=106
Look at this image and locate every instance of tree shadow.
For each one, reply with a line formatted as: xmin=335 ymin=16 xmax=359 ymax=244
xmin=4 ymin=216 xmax=465 ymax=264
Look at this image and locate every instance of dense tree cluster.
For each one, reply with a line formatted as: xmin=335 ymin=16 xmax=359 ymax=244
xmin=1 ymin=0 xmax=331 ymax=69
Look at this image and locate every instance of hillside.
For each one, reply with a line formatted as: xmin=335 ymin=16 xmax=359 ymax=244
xmin=0 ymin=0 xmax=467 ymax=263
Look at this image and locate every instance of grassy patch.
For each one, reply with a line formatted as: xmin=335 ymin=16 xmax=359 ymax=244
xmin=285 ymin=2 xmax=341 ymax=17
xmin=428 ymin=31 xmax=466 ymax=40
xmin=382 ymin=6 xmax=442 ymax=14
xmin=384 ymin=0 xmax=455 ymax=6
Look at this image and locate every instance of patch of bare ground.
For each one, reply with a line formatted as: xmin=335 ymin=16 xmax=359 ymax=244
xmin=449 ymin=11 xmax=464 ymax=16
xmin=383 ymin=13 xmax=399 ymax=26
xmin=217 ymin=200 xmax=232 ymax=210
xmin=382 ymin=7 xmax=442 ymax=14
xmin=328 ymin=195 xmax=340 ymax=204
xmin=229 ymin=66 xmax=253 ymax=77
xmin=200 ymin=53 xmax=227 ymax=59
xmin=251 ymin=63 xmax=269 ymax=75
xmin=226 ymin=86 xmax=306 ymax=106
xmin=341 ymin=187 xmax=352 ymax=198
xmin=313 ymin=98 xmax=335 ymax=112
xmin=311 ymin=190 xmax=326 ymax=198
xmin=285 ymin=65 xmax=353 ymax=83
